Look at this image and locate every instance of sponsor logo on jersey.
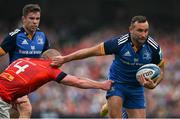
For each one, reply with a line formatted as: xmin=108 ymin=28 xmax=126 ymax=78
xmin=143 ymin=50 xmax=151 ymax=60
xmin=120 ymin=58 xmax=143 ymax=66
xmin=31 ymin=46 xmax=35 ymax=50
xmin=37 ymin=35 xmax=44 ymax=44
xmin=123 ymin=51 xmax=131 ymax=57
xmin=19 ymin=50 xmax=42 ymax=55
xmin=21 ymin=39 xmax=28 ymax=45
xmin=0 ymin=73 xmax=14 ymax=81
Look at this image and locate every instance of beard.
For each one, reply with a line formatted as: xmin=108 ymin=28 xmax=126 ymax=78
xmin=133 ymin=36 xmax=147 ymax=45
xmin=136 ymin=38 xmax=146 ymax=45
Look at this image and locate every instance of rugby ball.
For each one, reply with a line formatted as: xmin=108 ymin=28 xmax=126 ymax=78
xmin=136 ymin=64 xmax=161 ymax=81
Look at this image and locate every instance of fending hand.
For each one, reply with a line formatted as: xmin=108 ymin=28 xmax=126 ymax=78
xmin=101 ymin=80 xmax=114 ymax=90
xmin=50 ymin=56 xmax=65 ymax=67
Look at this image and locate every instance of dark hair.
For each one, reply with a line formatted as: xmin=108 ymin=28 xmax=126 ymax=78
xmin=131 ymin=15 xmax=147 ymax=25
xmin=23 ymin=4 xmax=41 ymax=16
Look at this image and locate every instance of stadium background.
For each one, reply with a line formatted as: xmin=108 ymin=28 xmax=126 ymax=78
xmin=0 ymin=0 xmax=180 ymax=118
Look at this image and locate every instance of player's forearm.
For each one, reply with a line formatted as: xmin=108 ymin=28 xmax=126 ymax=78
xmin=61 ymin=75 xmax=105 ymax=90
xmin=63 ymin=48 xmax=92 ymax=62
xmin=75 ymin=77 xmax=104 ymax=89
xmin=155 ymin=70 xmax=164 ymax=86
xmin=155 ymin=62 xmax=164 ymax=86
xmin=63 ymin=43 xmax=105 ymax=63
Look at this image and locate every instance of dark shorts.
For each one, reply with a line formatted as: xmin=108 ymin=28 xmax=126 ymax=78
xmin=106 ymin=82 xmax=146 ymax=109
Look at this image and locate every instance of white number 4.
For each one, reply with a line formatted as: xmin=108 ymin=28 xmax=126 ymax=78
xmin=14 ymin=61 xmax=29 ymax=74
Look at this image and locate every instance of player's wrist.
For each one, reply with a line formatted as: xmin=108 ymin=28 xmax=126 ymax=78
xmin=144 ymin=85 xmax=155 ymax=89
xmin=144 ymin=81 xmax=156 ymax=89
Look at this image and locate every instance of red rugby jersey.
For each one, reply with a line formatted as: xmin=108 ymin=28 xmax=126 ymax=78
xmin=0 ymin=58 xmax=66 ymax=103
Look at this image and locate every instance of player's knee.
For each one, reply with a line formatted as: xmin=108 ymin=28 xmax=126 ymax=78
xmin=109 ymin=112 xmax=121 ymax=118
xmin=17 ymin=99 xmax=32 ymax=117
xmin=18 ymin=104 xmax=32 ymax=118
xmin=19 ymin=102 xmax=32 ymax=113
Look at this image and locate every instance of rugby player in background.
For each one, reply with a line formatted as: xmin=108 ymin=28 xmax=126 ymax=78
xmin=0 ymin=4 xmax=49 ymax=118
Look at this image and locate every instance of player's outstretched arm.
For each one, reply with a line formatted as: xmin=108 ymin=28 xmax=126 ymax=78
xmin=51 ymin=43 xmax=105 ymax=67
xmin=60 ymin=74 xmax=112 ymax=90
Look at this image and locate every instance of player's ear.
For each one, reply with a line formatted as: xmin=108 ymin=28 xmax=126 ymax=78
xmin=22 ymin=16 xmax=25 ymax=23
xmin=129 ymin=25 xmax=133 ymax=33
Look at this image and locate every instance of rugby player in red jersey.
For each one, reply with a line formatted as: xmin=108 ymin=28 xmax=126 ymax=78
xmin=0 ymin=49 xmax=112 ymax=118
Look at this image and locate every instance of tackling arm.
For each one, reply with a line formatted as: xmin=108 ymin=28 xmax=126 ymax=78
xmin=60 ymin=74 xmax=112 ymax=90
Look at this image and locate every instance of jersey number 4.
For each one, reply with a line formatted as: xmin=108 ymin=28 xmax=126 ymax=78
xmin=13 ymin=61 xmax=29 ymax=74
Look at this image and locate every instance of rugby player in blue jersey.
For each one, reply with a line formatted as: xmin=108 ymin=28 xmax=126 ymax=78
xmin=51 ymin=16 xmax=164 ymax=118
xmin=0 ymin=4 xmax=49 ymax=118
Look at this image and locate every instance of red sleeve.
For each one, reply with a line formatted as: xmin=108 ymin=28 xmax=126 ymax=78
xmin=47 ymin=64 xmax=67 ymax=83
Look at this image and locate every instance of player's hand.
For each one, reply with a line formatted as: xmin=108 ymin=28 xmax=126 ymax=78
xmin=138 ymin=74 xmax=157 ymax=89
xmin=143 ymin=78 xmax=157 ymax=89
xmin=51 ymin=56 xmax=65 ymax=67
xmin=101 ymin=80 xmax=113 ymax=90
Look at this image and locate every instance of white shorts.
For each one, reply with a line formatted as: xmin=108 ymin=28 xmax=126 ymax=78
xmin=0 ymin=97 xmax=12 ymax=118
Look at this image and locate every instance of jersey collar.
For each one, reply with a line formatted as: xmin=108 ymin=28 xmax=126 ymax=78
xmin=20 ymin=27 xmax=39 ymax=40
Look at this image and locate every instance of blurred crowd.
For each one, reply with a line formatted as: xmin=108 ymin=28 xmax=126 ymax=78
xmin=0 ymin=21 xmax=180 ymax=118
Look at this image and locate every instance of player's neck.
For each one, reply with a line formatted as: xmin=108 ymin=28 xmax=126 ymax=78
xmin=23 ymin=26 xmax=35 ymax=39
xmin=131 ymin=39 xmax=141 ymax=52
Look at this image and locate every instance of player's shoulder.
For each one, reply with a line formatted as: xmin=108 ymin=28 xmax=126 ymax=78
xmin=3 ymin=28 xmax=22 ymax=42
xmin=8 ymin=28 xmax=22 ymax=37
xmin=104 ymin=33 xmax=130 ymax=48
xmin=116 ymin=33 xmax=130 ymax=46
xmin=108 ymin=33 xmax=129 ymax=44
xmin=146 ymin=36 xmax=160 ymax=50
xmin=104 ymin=33 xmax=129 ymax=51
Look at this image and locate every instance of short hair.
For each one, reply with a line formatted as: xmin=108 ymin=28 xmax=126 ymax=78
xmin=22 ymin=4 xmax=41 ymax=16
xmin=130 ymin=15 xmax=147 ymax=25
xmin=41 ymin=49 xmax=61 ymax=59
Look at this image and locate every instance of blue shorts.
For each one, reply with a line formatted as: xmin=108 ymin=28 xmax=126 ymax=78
xmin=106 ymin=82 xmax=146 ymax=109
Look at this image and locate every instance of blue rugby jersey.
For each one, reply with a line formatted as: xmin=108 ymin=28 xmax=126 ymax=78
xmin=104 ymin=33 xmax=163 ymax=85
xmin=1 ymin=27 xmax=49 ymax=63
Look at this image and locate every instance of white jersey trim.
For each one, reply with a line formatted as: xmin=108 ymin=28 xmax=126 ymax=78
xmin=147 ymin=37 xmax=158 ymax=49
xmin=118 ymin=34 xmax=129 ymax=45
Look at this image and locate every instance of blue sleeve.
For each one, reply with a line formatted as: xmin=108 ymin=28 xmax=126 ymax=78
xmin=151 ymin=46 xmax=163 ymax=65
xmin=104 ymin=37 xmax=120 ymax=55
xmin=0 ymin=34 xmax=16 ymax=53
xmin=42 ymin=34 xmax=50 ymax=52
